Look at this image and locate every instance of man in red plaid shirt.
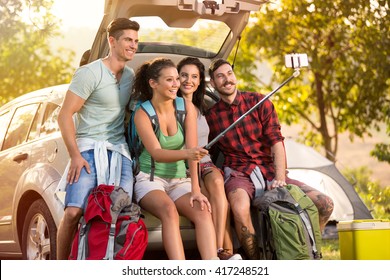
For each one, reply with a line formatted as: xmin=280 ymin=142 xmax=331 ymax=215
xmin=206 ymin=59 xmax=334 ymax=260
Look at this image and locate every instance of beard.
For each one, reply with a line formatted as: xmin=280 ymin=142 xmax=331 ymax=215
xmin=215 ymin=81 xmax=237 ymax=97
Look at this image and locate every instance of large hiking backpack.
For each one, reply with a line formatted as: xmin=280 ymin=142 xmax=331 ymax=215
xmin=69 ymin=184 xmax=148 ymax=260
xmin=252 ymin=184 xmax=322 ymax=260
xmin=127 ymin=97 xmax=186 ymax=180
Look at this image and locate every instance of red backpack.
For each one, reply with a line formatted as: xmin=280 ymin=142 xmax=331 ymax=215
xmin=69 ymin=184 xmax=148 ymax=260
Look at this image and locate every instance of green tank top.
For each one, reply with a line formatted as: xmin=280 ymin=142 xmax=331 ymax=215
xmin=139 ymin=122 xmax=186 ymax=178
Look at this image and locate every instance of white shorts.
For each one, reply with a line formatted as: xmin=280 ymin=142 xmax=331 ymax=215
xmin=134 ymin=171 xmax=192 ymax=203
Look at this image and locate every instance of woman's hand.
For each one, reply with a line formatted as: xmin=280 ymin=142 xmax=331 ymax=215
xmin=186 ymin=147 xmax=209 ymax=161
xmin=189 ymin=191 xmax=212 ymax=212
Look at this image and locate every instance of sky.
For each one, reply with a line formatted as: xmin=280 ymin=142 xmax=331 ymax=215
xmin=48 ymin=0 xmax=106 ymax=67
xmin=51 ymin=0 xmax=105 ymax=29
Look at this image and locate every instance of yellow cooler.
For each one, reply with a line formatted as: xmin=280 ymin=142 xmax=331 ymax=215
xmin=337 ymin=219 xmax=390 ymax=260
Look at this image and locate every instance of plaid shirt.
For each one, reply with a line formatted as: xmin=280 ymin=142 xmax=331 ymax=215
xmin=205 ymin=90 xmax=284 ymax=181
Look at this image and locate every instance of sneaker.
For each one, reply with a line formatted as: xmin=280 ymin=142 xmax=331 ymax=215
xmin=218 ymin=249 xmax=243 ymax=260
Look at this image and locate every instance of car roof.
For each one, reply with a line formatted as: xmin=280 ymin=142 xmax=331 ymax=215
xmin=85 ymin=0 xmax=264 ymax=72
xmin=0 ymin=84 xmax=68 ymax=113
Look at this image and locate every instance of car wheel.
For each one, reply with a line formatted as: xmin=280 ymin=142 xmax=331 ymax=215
xmin=21 ymin=199 xmax=57 ymax=260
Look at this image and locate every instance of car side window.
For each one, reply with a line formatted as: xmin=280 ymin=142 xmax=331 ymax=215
xmin=39 ymin=103 xmax=61 ymax=137
xmin=2 ymin=103 xmax=40 ymax=151
xmin=0 ymin=111 xmax=11 ymax=150
xmin=27 ymin=103 xmax=42 ymax=142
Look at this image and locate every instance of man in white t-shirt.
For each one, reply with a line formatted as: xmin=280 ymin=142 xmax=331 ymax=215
xmin=56 ymin=18 xmax=139 ymax=260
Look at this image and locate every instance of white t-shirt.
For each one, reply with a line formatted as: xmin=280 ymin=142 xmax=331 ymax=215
xmin=197 ymin=111 xmax=212 ymax=163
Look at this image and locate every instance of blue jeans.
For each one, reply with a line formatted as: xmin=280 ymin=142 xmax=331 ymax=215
xmin=64 ymin=149 xmax=133 ymax=209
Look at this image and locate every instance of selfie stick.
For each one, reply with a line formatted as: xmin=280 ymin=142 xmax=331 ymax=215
xmin=204 ymin=69 xmax=301 ymax=150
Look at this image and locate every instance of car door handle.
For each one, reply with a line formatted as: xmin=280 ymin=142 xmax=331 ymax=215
xmin=13 ymin=153 xmax=28 ymax=163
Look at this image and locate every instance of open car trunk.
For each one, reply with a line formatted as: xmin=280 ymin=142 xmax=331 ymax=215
xmin=84 ymin=0 xmax=264 ymax=72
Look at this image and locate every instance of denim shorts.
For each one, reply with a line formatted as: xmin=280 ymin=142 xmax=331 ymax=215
xmin=64 ymin=149 xmax=133 ymax=209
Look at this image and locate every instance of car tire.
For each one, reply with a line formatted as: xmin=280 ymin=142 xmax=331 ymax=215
xmin=21 ymin=199 xmax=57 ymax=260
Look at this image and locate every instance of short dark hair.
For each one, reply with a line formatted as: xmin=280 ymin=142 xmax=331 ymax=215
xmin=107 ymin=18 xmax=140 ymax=40
xmin=208 ymin=58 xmax=232 ymax=79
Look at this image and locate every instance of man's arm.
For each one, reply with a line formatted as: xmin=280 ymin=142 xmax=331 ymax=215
xmin=270 ymin=141 xmax=287 ymax=189
xmin=58 ymin=90 xmax=90 ymax=184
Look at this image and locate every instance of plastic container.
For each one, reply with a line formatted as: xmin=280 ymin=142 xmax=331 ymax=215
xmin=337 ymin=219 xmax=390 ymax=260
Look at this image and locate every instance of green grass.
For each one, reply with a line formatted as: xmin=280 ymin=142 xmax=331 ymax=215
xmin=321 ymin=239 xmax=340 ymax=260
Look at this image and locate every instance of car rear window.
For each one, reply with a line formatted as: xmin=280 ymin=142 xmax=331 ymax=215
xmin=133 ymin=16 xmax=230 ymax=58
xmin=0 ymin=110 xmax=11 ymax=150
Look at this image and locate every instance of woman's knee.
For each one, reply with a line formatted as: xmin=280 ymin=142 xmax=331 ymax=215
xmin=157 ymin=201 xmax=180 ymax=223
xmin=191 ymin=208 xmax=213 ymax=225
xmin=205 ymin=173 xmax=225 ymax=194
xmin=211 ymin=174 xmax=224 ymax=189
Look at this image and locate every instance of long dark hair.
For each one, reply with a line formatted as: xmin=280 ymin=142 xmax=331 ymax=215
xmin=131 ymin=57 xmax=176 ymax=102
xmin=177 ymin=57 xmax=207 ymax=115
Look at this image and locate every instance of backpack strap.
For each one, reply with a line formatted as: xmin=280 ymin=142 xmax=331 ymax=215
xmin=174 ymin=97 xmax=186 ymax=131
xmin=293 ymin=203 xmax=318 ymax=256
xmin=76 ymin=217 xmax=88 ymax=260
xmin=140 ymin=100 xmax=159 ymax=181
xmin=104 ymin=187 xmax=132 ymax=260
xmin=174 ymin=97 xmax=187 ymax=170
xmin=103 ymin=223 xmax=116 ymax=260
xmin=140 ymin=100 xmax=160 ymax=130
xmin=127 ymin=99 xmax=144 ymax=175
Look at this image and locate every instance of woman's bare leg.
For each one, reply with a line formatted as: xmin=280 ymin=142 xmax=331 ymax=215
xmin=140 ymin=190 xmax=185 ymax=260
xmin=202 ymin=168 xmax=233 ymax=251
xmin=175 ymin=193 xmax=217 ymax=260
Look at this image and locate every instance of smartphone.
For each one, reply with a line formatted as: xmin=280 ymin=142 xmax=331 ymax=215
xmin=285 ymin=53 xmax=309 ymax=68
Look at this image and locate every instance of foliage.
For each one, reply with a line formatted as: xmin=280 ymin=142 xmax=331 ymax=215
xmin=371 ymin=143 xmax=390 ymax=163
xmin=370 ymin=104 xmax=390 ymax=163
xmin=321 ymin=239 xmax=340 ymax=260
xmin=343 ymin=166 xmax=390 ymax=219
xmin=0 ymin=0 xmax=74 ymax=106
xmin=233 ymin=0 xmax=390 ymax=161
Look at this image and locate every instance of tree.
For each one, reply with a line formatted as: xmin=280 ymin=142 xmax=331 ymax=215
xmin=233 ymin=0 xmax=390 ymax=161
xmin=0 ymin=0 xmax=74 ymax=106
xmin=370 ymin=102 xmax=390 ymax=163
xmin=343 ymin=166 xmax=390 ymax=218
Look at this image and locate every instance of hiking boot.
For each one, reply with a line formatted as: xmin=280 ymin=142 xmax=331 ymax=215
xmin=217 ymin=249 xmax=243 ymax=260
xmin=240 ymin=231 xmax=260 ymax=260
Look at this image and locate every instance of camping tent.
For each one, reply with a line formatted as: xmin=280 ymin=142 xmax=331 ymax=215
xmin=284 ymin=138 xmax=373 ymax=221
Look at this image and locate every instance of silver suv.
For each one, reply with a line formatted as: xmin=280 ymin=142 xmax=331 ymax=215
xmin=0 ymin=0 xmax=265 ymax=259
